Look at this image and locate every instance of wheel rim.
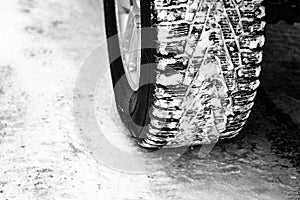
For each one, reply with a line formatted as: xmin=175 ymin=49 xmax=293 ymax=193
xmin=115 ymin=0 xmax=141 ymax=91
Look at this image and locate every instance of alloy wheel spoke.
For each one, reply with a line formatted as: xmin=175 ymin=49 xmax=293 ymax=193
xmin=118 ymin=0 xmax=131 ymax=11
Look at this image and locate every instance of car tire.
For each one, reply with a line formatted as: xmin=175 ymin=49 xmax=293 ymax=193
xmin=104 ymin=0 xmax=266 ymax=148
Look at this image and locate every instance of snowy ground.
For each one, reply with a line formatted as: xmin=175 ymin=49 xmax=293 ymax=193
xmin=0 ymin=0 xmax=299 ymax=199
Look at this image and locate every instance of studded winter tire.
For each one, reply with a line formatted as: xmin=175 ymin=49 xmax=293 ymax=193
xmin=104 ymin=0 xmax=266 ymax=148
